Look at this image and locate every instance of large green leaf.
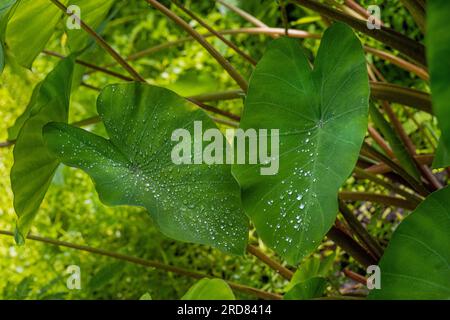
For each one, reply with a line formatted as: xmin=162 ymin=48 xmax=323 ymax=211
xmin=43 ymin=82 xmax=248 ymax=254
xmin=232 ymin=23 xmax=369 ymax=264
xmin=11 ymin=56 xmax=75 ymax=244
xmin=181 ymin=278 xmax=235 ymax=300
xmin=67 ymin=0 xmax=115 ymax=52
xmin=0 ymin=0 xmax=17 ymax=73
xmin=369 ymin=186 xmax=450 ymax=299
xmin=5 ymin=0 xmax=66 ymax=68
xmin=427 ymin=0 xmax=450 ymax=168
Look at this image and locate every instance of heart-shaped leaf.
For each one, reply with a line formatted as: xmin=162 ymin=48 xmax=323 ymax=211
xmin=11 ymin=56 xmax=76 ymax=244
xmin=232 ymin=23 xmax=369 ymax=264
xmin=43 ymin=82 xmax=248 ymax=254
xmin=427 ymin=0 xmax=450 ymax=168
xmin=369 ymin=186 xmax=450 ymax=299
xmin=181 ymin=278 xmax=235 ymax=300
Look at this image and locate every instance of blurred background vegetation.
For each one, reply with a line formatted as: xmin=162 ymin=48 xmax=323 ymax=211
xmin=0 ymin=0 xmax=440 ymax=299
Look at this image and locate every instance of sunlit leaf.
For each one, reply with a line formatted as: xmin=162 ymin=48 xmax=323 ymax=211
xmin=0 ymin=0 xmax=17 ymax=73
xmin=369 ymin=186 xmax=450 ymax=299
xmin=232 ymin=23 xmax=369 ymax=264
xmin=5 ymin=0 xmax=67 ymax=68
xmin=11 ymin=56 xmax=75 ymax=244
xmin=181 ymin=278 xmax=235 ymax=300
xmin=43 ymin=82 xmax=248 ymax=254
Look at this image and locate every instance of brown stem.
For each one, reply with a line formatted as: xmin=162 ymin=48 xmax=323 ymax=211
xmin=343 ymin=268 xmax=367 ymax=285
xmin=49 ymin=0 xmax=146 ymax=82
xmin=172 ymin=1 xmax=257 ymax=66
xmin=339 ymin=191 xmax=418 ymax=211
xmin=43 ymin=50 xmax=134 ymax=82
xmin=295 ymin=0 xmax=427 ymax=66
xmin=216 ymin=0 xmax=269 ymax=28
xmin=400 ymin=0 xmax=426 ymax=33
xmin=368 ymin=125 xmax=394 ymax=158
xmin=0 ymin=230 xmax=281 ymax=300
xmin=326 ymin=224 xmax=377 ymax=268
xmin=362 ymin=143 xmax=430 ymax=196
xmin=353 ymin=167 xmax=423 ymax=204
xmin=364 ymin=46 xmax=429 ymax=81
xmin=146 ymin=0 xmax=248 ymax=92
xmin=338 ymin=200 xmax=384 ymax=260
xmin=370 ymin=82 xmax=432 ymax=114
xmin=247 ymin=244 xmax=293 ymax=281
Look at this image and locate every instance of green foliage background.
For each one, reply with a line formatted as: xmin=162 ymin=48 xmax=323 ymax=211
xmin=0 ymin=0 xmax=443 ymax=299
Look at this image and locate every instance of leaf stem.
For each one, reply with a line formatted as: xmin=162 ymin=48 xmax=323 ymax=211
xmin=326 ymin=224 xmax=377 ymax=268
xmin=338 ymin=200 xmax=384 ymax=260
xmin=172 ymin=1 xmax=257 ymax=66
xmin=339 ymin=191 xmax=418 ymax=210
xmin=247 ymin=244 xmax=294 ymax=280
xmin=48 ymin=0 xmax=146 ymax=82
xmin=145 ymin=0 xmax=249 ymax=92
xmin=295 ymin=0 xmax=427 ymax=66
xmin=0 ymin=230 xmax=282 ymax=300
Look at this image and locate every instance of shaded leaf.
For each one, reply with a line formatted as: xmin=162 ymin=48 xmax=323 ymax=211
xmin=43 ymin=82 xmax=248 ymax=254
xmin=11 ymin=56 xmax=75 ymax=244
xmin=139 ymin=292 xmax=152 ymax=300
xmin=427 ymin=0 xmax=450 ymax=168
xmin=232 ymin=23 xmax=369 ymax=264
xmin=181 ymin=278 xmax=235 ymax=300
xmin=369 ymin=186 xmax=450 ymax=299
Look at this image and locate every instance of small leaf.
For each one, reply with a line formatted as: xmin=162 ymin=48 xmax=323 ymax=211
xmin=427 ymin=0 xmax=450 ymax=168
xmin=5 ymin=0 xmax=67 ymax=68
xmin=232 ymin=22 xmax=369 ymax=264
xmin=284 ymin=277 xmax=327 ymax=300
xmin=43 ymin=82 xmax=248 ymax=254
xmin=181 ymin=278 xmax=235 ymax=300
xmin=286 ymin=253 xmax=335 ymax=291
xmin=139 ymin=292 xmax=152 ymax=300
xmin=369 ymin=186 xmax=450 ymax=299
xmin=11 ymin=56 xmax=75 ymax=244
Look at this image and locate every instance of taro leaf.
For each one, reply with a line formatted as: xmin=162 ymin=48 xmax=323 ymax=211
xmin=0 ymin=0 xmax=17 ymax=73
xmin=11 ymin=56 xmax=75 ymax=244
xmin=43 ymin=82 xmax=248 ymax=254
xmin=286 ymin=253 xmax=335 ymax=291
xmin=5 ymin=0 xmax=66 ymax=68
xmin=369 ymin=186 xmax=450 ymax=299
xmin=67 ymin=0 xmax=114 ymax=52
xmin=181 ymin=278 xmax=235 ymax=300
xmin=284 ymin=277 xmax=327 ymax=300
xmin=369 ymin=104 xmax=420 ymax=180
xmin=232 ymin=23 xmax=369 ymax=264
xmin=427 ymin=0 xmax=450 ymax=168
